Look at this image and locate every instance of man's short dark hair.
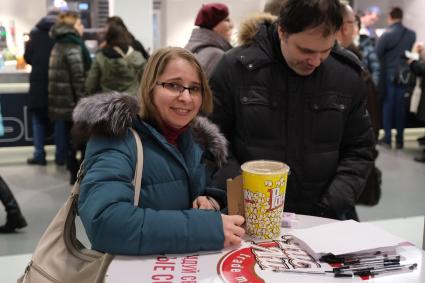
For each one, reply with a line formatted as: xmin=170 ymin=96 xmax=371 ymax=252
xmin=278 ymin=0 xmax=343 ymax=37
xmin=389 ymin=7 xmax=403 ymax=20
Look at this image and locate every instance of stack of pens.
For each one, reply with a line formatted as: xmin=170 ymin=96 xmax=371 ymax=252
xmin=321 ymin=252 xmax=418 ymax=278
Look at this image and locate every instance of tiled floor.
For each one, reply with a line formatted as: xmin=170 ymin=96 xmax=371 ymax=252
xmin=0 ymin=132 xmax=424 ymax=281
xmin=357 ymin=140 xmax=425 ymax=221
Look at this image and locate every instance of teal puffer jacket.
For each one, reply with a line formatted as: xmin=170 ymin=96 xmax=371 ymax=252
xmin=74 ymin=93 xmax=228 ymax=256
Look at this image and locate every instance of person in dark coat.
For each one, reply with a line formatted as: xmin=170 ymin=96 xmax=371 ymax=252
xmin=409 ymin=44 xmax=425 ymax=163
xmin=49 ymin=11 xmax=91 ymax=184
xmin=0 ymin=175 xmax=27 ymax=233
xmin=24 ymin=9 xmax=58 ymax=165
xmin=338 ymin=5 xmax=382 ymax=206
xmin=375 ymin=7 xmax=416 ymax=149
xmin=0 ymin=103 xmax=27 ymax=233
xmin=72 ymin=47 xmax=244 ymax=255
xmin=209 ymin=0 xmax=375 ymax=221
xmin=358 ymin=32 xmax=381 ymax=87
xmin=337 ymin=5 xmax=381 ymax=138
xmin=185 ymin=3 xmax=233 ymax=77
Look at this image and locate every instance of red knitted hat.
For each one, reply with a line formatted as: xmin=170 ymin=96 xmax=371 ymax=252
xmin=194 ymin=3 xmax=229 ymax=29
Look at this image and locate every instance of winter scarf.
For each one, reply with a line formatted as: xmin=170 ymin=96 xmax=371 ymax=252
xmin=57 ymin=33 xmax=92 ymax=71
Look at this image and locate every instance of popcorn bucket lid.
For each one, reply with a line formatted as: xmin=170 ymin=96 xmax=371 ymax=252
xmin=241 ymin=160 xmax=290 ymax=175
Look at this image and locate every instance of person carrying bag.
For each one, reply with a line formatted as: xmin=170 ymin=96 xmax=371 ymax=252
xmin=393 ymin=30 xmax=416 ymax=88
xmin=19 ymin=47 xmax=246 ymax=281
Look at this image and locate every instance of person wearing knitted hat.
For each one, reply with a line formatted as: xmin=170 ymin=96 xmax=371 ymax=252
xmin=185 ymin=3 xmax=233 ymax=77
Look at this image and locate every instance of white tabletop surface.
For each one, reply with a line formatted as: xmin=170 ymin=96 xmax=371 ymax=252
xmin=107 ymin=214 xmax=425 ymax=282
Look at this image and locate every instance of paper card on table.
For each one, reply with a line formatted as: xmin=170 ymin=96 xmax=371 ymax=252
xmin=289 ymin=220 xmax=407 ymax=259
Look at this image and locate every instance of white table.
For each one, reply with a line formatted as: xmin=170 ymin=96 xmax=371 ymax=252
xmin=106 ymin=214 xmax=425 ymax=282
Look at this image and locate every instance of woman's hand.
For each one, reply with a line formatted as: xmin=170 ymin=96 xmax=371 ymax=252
xmin=221 ymin=215 xmax=245 ymax=248
xmin=192 ymin=196 xmax=220 ymax=210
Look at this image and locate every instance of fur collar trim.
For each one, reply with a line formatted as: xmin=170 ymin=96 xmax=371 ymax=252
xmin=72 ymin=92 xmax=228 ymax=166
xmin=238 ymin=13 xmax=277 ymax=46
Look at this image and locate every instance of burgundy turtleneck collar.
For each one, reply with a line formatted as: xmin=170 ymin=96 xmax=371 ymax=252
xmin=160 ymin=122 xmax=189 ymax=146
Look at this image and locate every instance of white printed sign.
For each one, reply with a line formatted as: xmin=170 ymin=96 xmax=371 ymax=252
xmin=106 ymin=235 xmax=331 ymax=283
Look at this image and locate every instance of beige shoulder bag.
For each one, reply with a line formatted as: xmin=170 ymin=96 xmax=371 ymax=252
xmin=18 ymin=128 xmax=143 ymax=283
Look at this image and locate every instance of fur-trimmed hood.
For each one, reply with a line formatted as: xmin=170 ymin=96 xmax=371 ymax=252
xmin=238 ymin=13 xmax=277 ymax=46
xmin=72 ymin=92 xmax=228 ymax=166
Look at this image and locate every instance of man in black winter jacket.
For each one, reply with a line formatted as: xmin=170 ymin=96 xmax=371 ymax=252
xmin=209 ymin=0 xmax=375 ymax=220
xmin=24 ymin=9 xmax=58 ymax=165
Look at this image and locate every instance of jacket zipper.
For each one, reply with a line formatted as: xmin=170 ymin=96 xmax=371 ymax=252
xmin=22 ymin=260 xmax=60 ymax=283
xmin=148 ymin=128 xmax=196 ymax=201
xmin=139 ymin=123 xmax=200 ymax=204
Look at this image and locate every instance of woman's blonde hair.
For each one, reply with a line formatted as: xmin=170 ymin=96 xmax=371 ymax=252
xmin=139 ymin=47 xmax=213 ymax=125
xmin=58 ymin=11 xmax=80 ymax=27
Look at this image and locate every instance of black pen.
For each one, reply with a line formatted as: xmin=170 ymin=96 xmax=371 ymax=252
xmin=336 ymin=258 xmax=401 ymax=270
xmin=206 ymin=196 xmax=219 ymax=211
xmin=344 ymin=255 xmax=400 ymax=264
xmin=321 ymin=251 xmax=383 ymax=263
xmin=344 ymin=251 xmax=383 ymax=258
xmin=322 ymin=253 xmax=399 ymax=264
xmin=354 ymin=263 xmax=417 ymax=277
xmin=332 ymin=262 xmax=401 ymax=273
xmin=272 ymin=269 xmax=326 ymax=275
xmin=272 ymin=268 xmax=353 ymax=277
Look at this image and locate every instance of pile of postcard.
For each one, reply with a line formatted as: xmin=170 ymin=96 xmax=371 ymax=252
xmin=288 ymin=220 xmax=418 ymax=278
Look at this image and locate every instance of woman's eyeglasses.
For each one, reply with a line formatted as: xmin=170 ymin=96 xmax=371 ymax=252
xmin=156 ymin=82 xmax=202 ymax=96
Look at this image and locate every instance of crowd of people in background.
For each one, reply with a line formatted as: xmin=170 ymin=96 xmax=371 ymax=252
xmin=23 ymin=11 xmax=149 ymax=185
xmin=1 ymin=0 xmax=424 ymax=248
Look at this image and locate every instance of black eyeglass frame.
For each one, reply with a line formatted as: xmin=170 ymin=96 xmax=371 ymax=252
xmin=155 ymin=81 xmax=202 ymax=95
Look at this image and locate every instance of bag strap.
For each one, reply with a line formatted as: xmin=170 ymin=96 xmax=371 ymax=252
xmin=129 ymin=128 xmax=143 ymax=206
xmin=71 ymin=127 xmax=143 ymax=207
xmin=112 ymin=46 xmax=134 ymax=59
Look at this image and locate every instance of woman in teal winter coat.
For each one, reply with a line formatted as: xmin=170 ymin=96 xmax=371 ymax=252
xmin=72 ymin=47 xmax=245 ymax=255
